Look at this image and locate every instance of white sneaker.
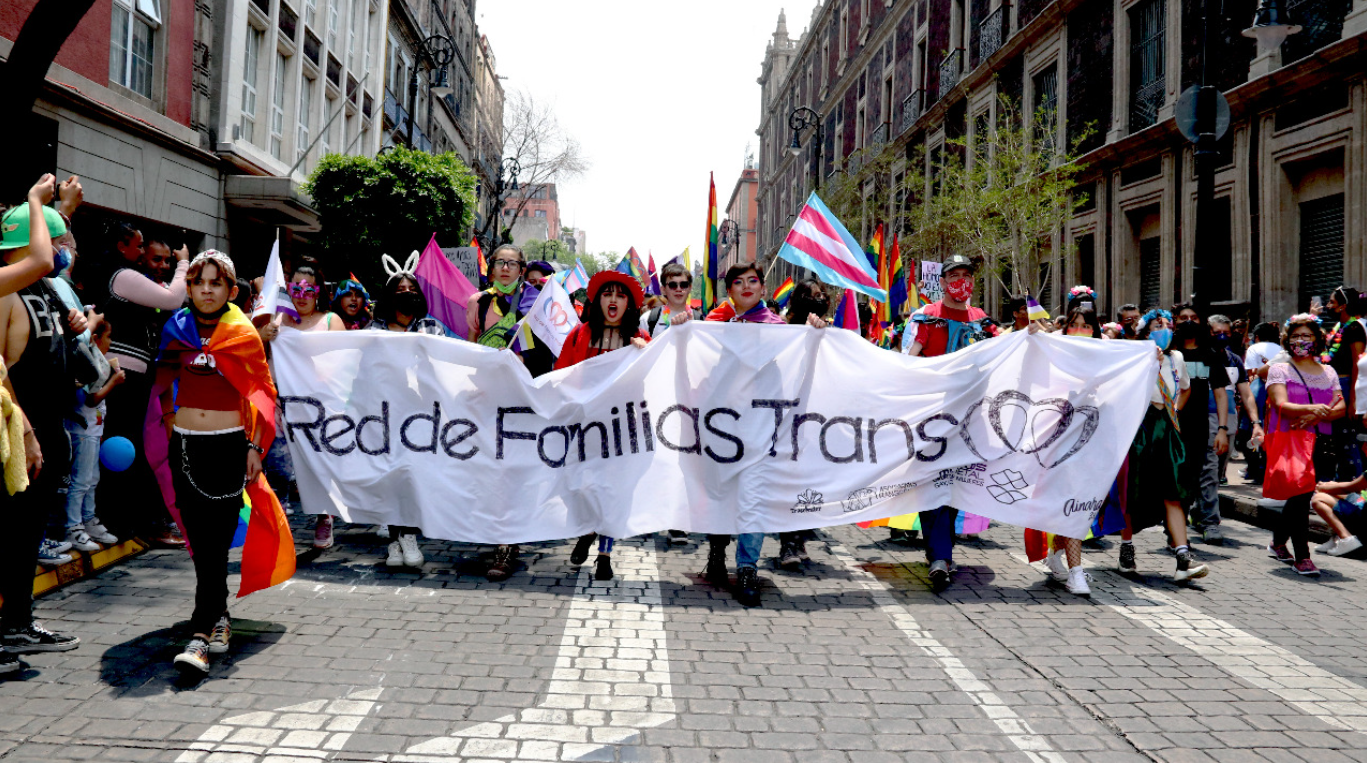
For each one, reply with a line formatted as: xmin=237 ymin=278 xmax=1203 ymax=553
xmin=1326 ymin=535 xmax=1363 ymax=557
xmin=84 ymin=519 xmax=118 ymax=545
xmin=1315 ymin=537 xmax=1339 ymax=554
xmin=1066 ymin=566 xmax=1091 ymax=596
xmin=65 ymin=527 xmax=101 ymax=553
xmin=1043 ymin=549 xmax=1068 ymax=582
xmin=398 ymin=534 xmax=424 ymax=567
xmin=385 ymin=541 xmax=404 ymax=567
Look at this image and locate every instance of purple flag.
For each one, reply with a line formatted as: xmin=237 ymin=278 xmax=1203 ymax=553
xmin=414 ymin=233 xmax=478 ymax=339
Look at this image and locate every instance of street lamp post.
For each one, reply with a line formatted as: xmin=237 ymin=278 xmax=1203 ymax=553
xmin=478 ymin=157 xmax=520 ymax=256
xmin=406 ymin=34 xmax=454 ymax=150
xmin=787 ymin=107 xmax=823 ymax=191
xmin=719 ymin=219 xmax=740 ymax=272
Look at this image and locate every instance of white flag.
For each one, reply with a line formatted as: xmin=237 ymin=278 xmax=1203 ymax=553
xmin=251 ymin=240 xmax=298 ymax=322
xmin=523 ymin=272 xmax=580 ymax=356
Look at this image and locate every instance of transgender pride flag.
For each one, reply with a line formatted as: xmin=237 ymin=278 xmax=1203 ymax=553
xmin=778 ymin=192 xmax=887 ymax=302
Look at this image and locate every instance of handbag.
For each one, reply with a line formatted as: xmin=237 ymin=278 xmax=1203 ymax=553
xmin=1262 ymin=428 xmax=1316 ymax=500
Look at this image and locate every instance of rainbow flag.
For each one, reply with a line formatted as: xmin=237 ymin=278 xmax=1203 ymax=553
xmin=627 ymin=247 xmax=647 ymax=282
xmin=868 ymin=225 xmax=887 ymax=343
xmin=615 ymin=256 xmax=634 ymax=275
xmin=704 ymin=174 xmax=719 ymax=311
xmin=887 ymin=233 xmax=907 ymax=320
xmin=144 ymin=304 xmax=295 ymax=598
xmin=859 ymin=511 xmax=991 ymax=534
xmin=772 ymin=276 xmax=795 ymax=308
xmin=471 ymin=236 xmax=486 ymax=282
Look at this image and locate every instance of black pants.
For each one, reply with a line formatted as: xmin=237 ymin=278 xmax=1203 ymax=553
xmin=98 ymin=369 xmax=167 ymax=538
xmin=171 ymin=430 xmax=247 ymax=635
xmin=1272 ymin=436 xmax=1337 ymax=562
xmin=0 ymin=419 xmax=71 ymax=631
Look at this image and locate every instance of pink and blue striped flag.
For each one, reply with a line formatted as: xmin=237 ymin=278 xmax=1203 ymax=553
xmin=556 ymin=259 xmax=589 ymax=293
xmin=414 ymin=233 xmax=478 ymax=339
xmin=778 ymin=192 xmax=887 ymax=302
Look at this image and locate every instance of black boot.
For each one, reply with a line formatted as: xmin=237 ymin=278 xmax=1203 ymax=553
xmin=594 ymin=554 xmax=614 ymax=581
xmin=734 ymin=567 xmax=761 ymax=607
xmin=703 ymin=537 xmax=730 ymax=587
xmin=570 ymin=533 xmax=596 ymax=566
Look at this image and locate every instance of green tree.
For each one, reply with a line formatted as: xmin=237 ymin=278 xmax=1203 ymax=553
xmin=523 ymin=238 xmax=573 ymax=265
xmin=304 ymin=146 xmax=477 ymax=289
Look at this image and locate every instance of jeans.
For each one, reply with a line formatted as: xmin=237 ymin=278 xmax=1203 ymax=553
xmin=1190 ymin=412 xmax=1222 ymax=531
xmin=918 ymin=506 xmax=958 ymax=564
xmin=64 ymin=429 xmax=101 ymax=529
xmin=172 ymin=430 xmax=248 ymax=635
xmin=707 ymin=533 xmax=766 ymax=570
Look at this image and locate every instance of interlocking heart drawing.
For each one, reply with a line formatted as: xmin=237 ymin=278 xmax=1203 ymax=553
xmin=958 ymin=390 xmax=1100 ymax=469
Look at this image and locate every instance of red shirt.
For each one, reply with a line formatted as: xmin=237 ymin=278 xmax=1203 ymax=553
xmin=554 ymin=324 xmax=651 ymax=370
xmin=906 ymin=302 xmax=998 ymax=358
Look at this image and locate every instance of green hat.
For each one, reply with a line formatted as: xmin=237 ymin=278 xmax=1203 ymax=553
xmin=0 ymin=203 xmax=68 ymax=251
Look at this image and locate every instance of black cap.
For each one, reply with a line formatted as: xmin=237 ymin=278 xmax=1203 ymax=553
xmin=942 ymin=254 xmax=975 ymax=276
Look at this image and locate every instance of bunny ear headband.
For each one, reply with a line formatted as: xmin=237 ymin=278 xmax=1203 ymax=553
xmin=380 ymin=250 xmax=420 ymax=278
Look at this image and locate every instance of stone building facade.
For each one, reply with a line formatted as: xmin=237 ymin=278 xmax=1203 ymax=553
xmin=722 ymin=166 xmax=760 ymax=272
xmin=755 ymin=0 xmax=1367 ymax=322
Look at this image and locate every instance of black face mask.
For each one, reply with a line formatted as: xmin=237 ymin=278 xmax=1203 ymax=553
xmin=792 ymin=294 xmax=829 ymax=320
xmin=392 ymin=290 xmax=424 ymax=316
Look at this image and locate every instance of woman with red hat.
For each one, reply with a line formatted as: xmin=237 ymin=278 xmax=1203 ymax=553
xmin=557 ymin=270 xmax=650 ymax=581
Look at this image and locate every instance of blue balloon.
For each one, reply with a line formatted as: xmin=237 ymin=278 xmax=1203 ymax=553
xmin=100 ymin=436 xmax=137 ymax=472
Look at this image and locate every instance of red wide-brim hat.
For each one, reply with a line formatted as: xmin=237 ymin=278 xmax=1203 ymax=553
xmin=586 ymin=270 xmax=645 ymax=309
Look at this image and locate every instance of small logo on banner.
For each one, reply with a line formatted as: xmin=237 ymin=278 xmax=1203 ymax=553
xmin=791 ymin=489 xmax=824 ymax=514
xmin=987 ymin=469 xmax=1030 ymax=505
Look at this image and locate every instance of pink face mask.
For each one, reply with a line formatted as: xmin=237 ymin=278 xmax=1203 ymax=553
xmin=945 ymin=276 xmax=974 ymax=302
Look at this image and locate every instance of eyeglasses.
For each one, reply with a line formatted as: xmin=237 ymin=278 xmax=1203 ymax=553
xmin=288 ymin=282 xmax=319 ymax=299
xmin=492 ymin=259 xmax=524 ymax=270
xmin=665 ymin=280 xmax=691 ymax=290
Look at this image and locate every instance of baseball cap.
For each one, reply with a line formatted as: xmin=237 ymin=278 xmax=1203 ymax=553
xmin=0 ymin=203 xmax=68 ymax=251
xmin=942 ymin=253 xmax=975 ymax=276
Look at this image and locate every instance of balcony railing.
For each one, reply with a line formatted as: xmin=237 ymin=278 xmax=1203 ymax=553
xmin=870 ymin=121 xmax=889 ymax=149
xmin=1129 ymin=77 xmax=1164 ymax=132
xmin=278 ymin=2 xmax=298 ymax=41
xmin=1282 ymin=0 xmax=1350 ymax=62
xmin=979 ymin=5 xmax=1009 ymax=62
xmin=383 ymin=89 xmax=409 ymax=133
xmin=900 ymin=90 xmax=924 ymax=133
xmin=938 ymin=48 xmax=964 ymax=98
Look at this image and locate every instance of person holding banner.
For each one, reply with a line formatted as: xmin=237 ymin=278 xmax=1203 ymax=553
xmin=558 ymin=271 xmax=650 ymax=582
xmin=517 ymin=261 xmax=558 ymax=377
xmin=703 ymin=263 xmax=785 ymax=606
xmin=330 ymin=276 xmax=372 ymax=331
xmin=467 ymin=245 xmax=531 ymax=347
xmin=645 ymin=262 xmax=703 ymax=339
xmin=899 ymin=254 xmax=1000 ymax=592
xmin=153 ymin=252 xmax=278 ymax=675
xmin=368 ymin=268 xmax=451 ymax=567
xmin=258 ymin=266 xmax=346 ymax=549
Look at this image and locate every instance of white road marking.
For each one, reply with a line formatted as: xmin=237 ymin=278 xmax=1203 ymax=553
xmin=397 ymin=537 xmax=676 ymax=761
xmin=175 ymin=687 xmax=383 ymax=762
xmin=1012 ymin=551 xmax=1367 ymax=734
xmin=823 ymin=538 xmax=1069 ymax=763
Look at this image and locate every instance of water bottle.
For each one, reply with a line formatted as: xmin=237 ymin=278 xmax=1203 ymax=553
xmin=1248 ymin=432 xmax=1263 ymax=451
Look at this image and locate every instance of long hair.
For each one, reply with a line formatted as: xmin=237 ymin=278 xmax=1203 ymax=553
xmin=585 ymin=281 xmax=641 ymax=346
xmin=1064 ymin=306 xmax=1102 ymax=338
xmin=372 ymin=273 xmax=429 ymax=325
xmin=786 ymin=279 xmax=830 ymax=325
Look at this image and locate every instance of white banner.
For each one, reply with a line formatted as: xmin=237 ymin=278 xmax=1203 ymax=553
xmin=273 ymin=326 xmax=1156 ymax=543
xmin=521 ymin=275 xmax=579 ymax=356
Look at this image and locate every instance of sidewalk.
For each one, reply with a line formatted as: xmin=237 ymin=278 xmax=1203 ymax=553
xmin=1218 ymin=452 xmax=1333 ymax=539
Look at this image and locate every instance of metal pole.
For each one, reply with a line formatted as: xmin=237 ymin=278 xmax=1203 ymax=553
xmin=406 ymin=67 xmax=418 ymax=148
xmin=1191 ymin=0 xmax=1222 ymax=316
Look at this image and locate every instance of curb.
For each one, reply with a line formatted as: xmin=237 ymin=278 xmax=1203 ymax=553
xmin=1220 ymin=489 xmax=1333 ymax=540
xmin=0 ymin=538 xmax=151 ymax=610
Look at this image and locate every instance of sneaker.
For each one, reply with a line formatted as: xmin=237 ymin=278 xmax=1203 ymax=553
xmin=2 ymin=622 xmax=80 ymax=654
xmin=375 ymin=525 xmax=390 ymax=540
xmin=928 ymin=559 xmax=951 ymax=592
xmin=890 ymin=528 xmax=918 ymax=544
xmin=794 ymin=537 xmax=811 ymax=562
xmin=153 ymin=526 xmax=186 ymax=548
xmin=1066 ymin=566 xmax=1092 ymax=597
xmin=734 ymin=567 xmax=760 ymax=607
xmin=486 ymin=545 xmax=517 ymax=582
xmin=570 ymin=534 xmax=595 ymax=566
xmin=37 ymin=543 xmax=73 ymax=567
xmin=1043 ymin=549 xmax=1069 ymax=582
xmin=1315 ymin=537 xmax=1339 ymax=555
xmin=65 ymin=527 xmax=101 ymax=553
xmin=84 ymin=519 xmax=118 ymax=545
xmin=207 ymin=616 xmax=231 ymax=654
xmin=313 ymin=515 xmax=334 ymax=550
xmin=703 ymin=548 xmax=729 ymax=587
xmin=43 ymin=538 xmax=73 ymax=555
xmin=778 ymin=540 xmax=802 ymax=571
xmin=667 ymin=530 xmax=689 ymax=545
xmin=173 ymin=637 xmax=211 ymax=675
xmin=1174 ymin=550 xmax=1209 ymax=582
xmin=1327 ymin=536 xmax=1362 ymax=556
xmin=594 ymin=554 xmax=614 ymax=581
xmin=0 ymin=651 xmax=20 ymax=675
xmin=1118 ymin=543 xmax=1137 ymax=573
xmin=1292 ymin=558 xmax=1321 ymax=577
xmin=398 ymin=534 xmax=423 ymax=567
xmin=1202 ymin=526 xmax=1224 ymax=546
xmin=1267 ymin=543 xmax=1294 ymax=563
xmin=385 ymin=541 xmax=404 ymax=567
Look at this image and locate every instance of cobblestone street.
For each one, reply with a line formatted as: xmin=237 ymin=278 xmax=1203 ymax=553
xmin=3 ymin=512 xmax=1366 ymax=763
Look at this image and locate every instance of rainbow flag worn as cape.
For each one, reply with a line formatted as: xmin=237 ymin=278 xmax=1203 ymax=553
xmin=144 ymin=304 xmax=295 ymax=598
xmin=772 ymin=277 xmax=795 ymax=308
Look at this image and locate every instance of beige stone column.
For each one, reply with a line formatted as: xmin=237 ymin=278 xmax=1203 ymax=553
xmin=1344 ymin=0 xmax=1367 ymax=36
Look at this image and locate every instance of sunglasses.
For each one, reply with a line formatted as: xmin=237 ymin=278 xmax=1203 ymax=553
xmin=665 ymin=280 xmax=691 ymax=290
xmin=289 ymin=282 xmax=319 ymax=299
